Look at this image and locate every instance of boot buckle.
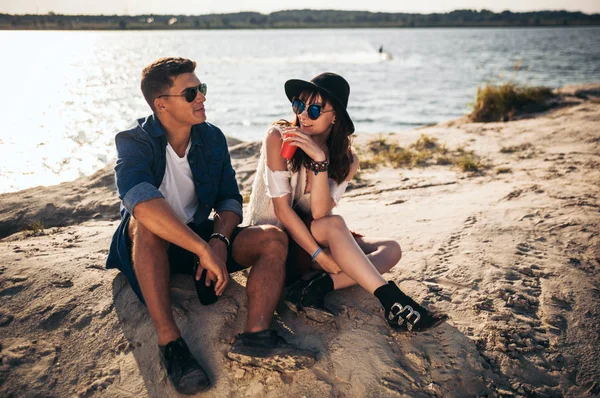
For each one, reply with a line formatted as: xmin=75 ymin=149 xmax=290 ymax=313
xmin=389 ymin=303 xmax=415 ymax=326
xmin=405 ymin=311 xmax=421 ymax=331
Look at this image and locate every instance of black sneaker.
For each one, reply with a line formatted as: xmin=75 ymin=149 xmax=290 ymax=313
xmin=159 ymin=338 xmax=210 ymax=395
xmin=226 ymin=330 xmax=316 ymax=372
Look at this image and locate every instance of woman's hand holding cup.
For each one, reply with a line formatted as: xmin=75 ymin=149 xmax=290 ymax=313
xmin=281 ymin=128 xmax=326 ymax=162
xmin=280 ymin=130 xmax=298 ymax=160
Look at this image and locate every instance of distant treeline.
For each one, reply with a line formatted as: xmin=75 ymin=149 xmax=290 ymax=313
xmin=2 ymin=9 xmax=600 ymax=30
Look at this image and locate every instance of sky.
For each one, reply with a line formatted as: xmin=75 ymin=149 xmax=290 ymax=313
xmin=1 ymin=0 xmax=599 ymax=15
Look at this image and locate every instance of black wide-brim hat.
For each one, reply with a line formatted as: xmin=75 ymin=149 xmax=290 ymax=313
xmin=284 ymin=72 xmax=355 ymax=135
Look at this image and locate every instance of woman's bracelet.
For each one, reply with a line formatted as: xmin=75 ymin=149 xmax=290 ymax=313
xmin=311 ymin=247 xmax=323 ymax=262
xmin=307 ymin=159 xmax=329 ymax=175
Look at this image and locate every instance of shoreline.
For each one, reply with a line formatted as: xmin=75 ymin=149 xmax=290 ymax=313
xmin=2 ymin=83 xmax=597 ymax=239
xmin=3 ymin=25 xmax=600 ymax=31
xmin=1 ymin=84 xmax=599 ymax=397
xmin=3 ymin=10 xmax=599 ymax=31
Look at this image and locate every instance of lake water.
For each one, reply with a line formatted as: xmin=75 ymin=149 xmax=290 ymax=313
xmin=0 ymin=27 xmax=599 ymax=193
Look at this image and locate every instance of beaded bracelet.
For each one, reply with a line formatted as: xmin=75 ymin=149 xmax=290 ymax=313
xmin=307 ymin=159 xmax=329 ymax=175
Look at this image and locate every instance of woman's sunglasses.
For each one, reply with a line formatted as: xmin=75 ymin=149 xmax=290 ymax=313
xmin=157 ymin=83 xmax=207 ymax=103
xmin=292 ymin=97 xmax=334 ymax=120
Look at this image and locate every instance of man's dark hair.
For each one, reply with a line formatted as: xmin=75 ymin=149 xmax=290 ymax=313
xmin=141 ymin=57 xmax=196 ymax=112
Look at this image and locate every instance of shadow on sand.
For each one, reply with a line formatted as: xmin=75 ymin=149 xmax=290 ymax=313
xmin=112 ymin=273 xmax=510 ymax=397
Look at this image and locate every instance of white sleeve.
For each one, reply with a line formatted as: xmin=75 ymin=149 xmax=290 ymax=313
xmin=264 ymin=166 xmax=292 ymax=198
xmin=329 ymin=179 xmax=349 ymax=205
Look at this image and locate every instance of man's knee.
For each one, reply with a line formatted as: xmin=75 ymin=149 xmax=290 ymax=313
xmin=260 ymin=225 xmax=288 ymax=252
xmin=257 ymin=226 xmax=288 ymax=263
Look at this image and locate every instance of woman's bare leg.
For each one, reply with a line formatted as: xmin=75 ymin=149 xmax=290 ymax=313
xmin=310 ymin=215 xmax=390 ymax=294
xmin=305 ymin=216 xmax=446 ymax=330
xmin=328 ymin=237 xmax=401 ymax=290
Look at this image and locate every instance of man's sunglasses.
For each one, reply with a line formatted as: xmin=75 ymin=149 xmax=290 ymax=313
xmin=157 ymin=83 xmax=207 ymax=103
xmin=292 ymin=97 xmax=334 ymax=120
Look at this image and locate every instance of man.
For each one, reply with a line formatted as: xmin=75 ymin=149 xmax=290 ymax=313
xmin=106 ymin=57 xmax=314 ymax=395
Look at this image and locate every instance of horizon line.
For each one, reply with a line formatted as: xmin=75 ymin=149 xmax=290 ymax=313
xmin=2 ymin=8 xmax=599 ymax=17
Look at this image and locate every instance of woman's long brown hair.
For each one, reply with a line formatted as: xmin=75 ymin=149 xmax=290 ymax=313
xmin=273 ymin=90 xmax=353 ymax=184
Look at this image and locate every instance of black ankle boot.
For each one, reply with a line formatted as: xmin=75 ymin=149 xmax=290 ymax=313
xmin=374 ymin=281 xmax=448 ymax=332
xmin=284 ymin=272 xmax=335 ymax=323
xmin=284 ymin=277 xmax=308 ymax=314
xmin=300 ymin=272 xmax=335 ymax=323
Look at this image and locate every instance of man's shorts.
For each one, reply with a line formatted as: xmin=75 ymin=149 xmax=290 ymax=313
xmin=113 ymin=213 xmax=247 ymax=304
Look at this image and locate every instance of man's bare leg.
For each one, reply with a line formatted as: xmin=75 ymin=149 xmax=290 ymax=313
xmin=230 ymin=225 xmax=288 ymax=332
xmin=227 ymin=225 xmax=316 ymax=372
xmin=129 ymin=218 xmax=180 ymax=346
xmin=129 ymin=218 xmax=211 ymax=393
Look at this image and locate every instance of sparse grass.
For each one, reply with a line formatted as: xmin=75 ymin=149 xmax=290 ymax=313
xmin=454 ymin=154 xmax=482 ymax=172
xmin=413 ymin=150 xmax=430 ymax=167
xmin=22 ymin=220 xmax=45 ymax=237
xmin=367 ymin=137 xmax=392 ymax=153
xmin=438 ymin=143 xmax=449 ymax=155
xmin=469 ymin=82 xmax=555 ymax=123
xmin=387 ymin=147 xmax=418 ymax=168
xmin=435 ymin=156 xmax=453 ymax=165
xmin=359 ymin=158 xmax=379 ymax=170
xmin=455 ymin=146 xmax=467 ymax=155
xmin=500 ymin=143 xmax=533 ymax=153
xmin=366 ymin=134 xmax=441 ymax=168
xmin=243 ymin=192 xmax=251 ymax=204
xmin=411 ymin=134 xmax=439 ymax=151
xmin=362 ymin=134 xmax=486 ymax=173
xmin=25 ymin=220 xmax=44 ymax=233
xmin=497 ymin=167 xmax=513 ymax=174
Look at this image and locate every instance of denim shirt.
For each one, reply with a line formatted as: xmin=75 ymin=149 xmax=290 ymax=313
xmin=106 ymin=114 xmax=243 ymax=270
xmin=114 ymin=114 xmax=242 ymax=220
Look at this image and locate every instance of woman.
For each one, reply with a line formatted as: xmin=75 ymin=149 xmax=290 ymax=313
xmin=247 ymin=73 xmax=447 ymax=332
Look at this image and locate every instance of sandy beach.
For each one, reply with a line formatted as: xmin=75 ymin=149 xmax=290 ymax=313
xmin=1 ymin=84 xmax=599 ymax=397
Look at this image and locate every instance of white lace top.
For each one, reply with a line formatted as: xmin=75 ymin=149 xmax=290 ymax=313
xmin=245 ymin=126 xmax=349 ymax=228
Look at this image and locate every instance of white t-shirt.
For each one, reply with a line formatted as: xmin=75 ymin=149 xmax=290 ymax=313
xmin=158 ymin=140 xmax=198 ymax=224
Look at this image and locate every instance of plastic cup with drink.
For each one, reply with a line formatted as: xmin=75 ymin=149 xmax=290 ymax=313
xmin=280 ymin=129 xmax=298 ymax=160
